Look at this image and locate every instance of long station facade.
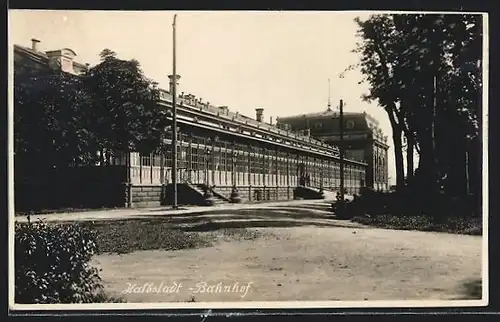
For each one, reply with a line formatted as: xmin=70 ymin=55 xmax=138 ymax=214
xmin=116 ymin=81 xmax=368 ymax=206
xmin=15 ymin=39 xmax=375 ymax=208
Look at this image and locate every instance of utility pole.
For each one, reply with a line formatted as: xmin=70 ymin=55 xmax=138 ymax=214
xmin=339 ymin=99 xmax=345 ymax=198
xmin=171 ymin=14 xmax=178 ymax=209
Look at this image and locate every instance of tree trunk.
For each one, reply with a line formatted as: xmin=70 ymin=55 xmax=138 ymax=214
xmin=406 ymin=135 xmax=414 ymax=182
xmin=392 ymin=126 xmax=405 ymax=191
xmin=387 ymin=108 xmax=405 ymax=191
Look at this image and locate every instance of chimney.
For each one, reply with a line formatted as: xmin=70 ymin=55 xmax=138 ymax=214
xmin=269 ymin=116 xmax=273 ymax=125
xmin=255 ymin=108 xmax=264 ymax=122
xmin=167 ymin=74 xmax=181 ymax=93
xmin=218 ymin=106 xmax=229 ymax=114
xmin=31 ymin=38 xmax=40 ymax=51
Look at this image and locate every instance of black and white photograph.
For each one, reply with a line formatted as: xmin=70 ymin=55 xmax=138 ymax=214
xmin=8 ymin=10 xmax=488 ymax=309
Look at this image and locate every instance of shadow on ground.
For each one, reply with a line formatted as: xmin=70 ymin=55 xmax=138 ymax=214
xmin=97 ymin=203 xmax=358 ymax=231
xmin=83 ymin=202 xmax=358 ymax=254
xmin=458 ymin=279 xmax=482 ymax=300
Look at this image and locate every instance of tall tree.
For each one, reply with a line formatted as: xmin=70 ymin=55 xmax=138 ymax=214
xmin=14 ymin=48 xmax=170 ymax=174
xmin=82 ymin=49 xmax=169 ymax=163
xmin=14 ymin=68 xmax=95 ymax=175
xmin=351 ymin=15 xmax=406 ymax=191
xmin=348 ymin=14 xmax=482 ymax=201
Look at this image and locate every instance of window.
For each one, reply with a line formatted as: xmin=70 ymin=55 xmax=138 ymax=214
xmin=152 ymin=154 xmax=162 ymax=167
xmin=314 ymin=122 xmax=323 ymax=130
xmin=179 ymin=147 xmax=188 ymax=168
xmin=237 ymin=153 xmax=245 ymax=172
xmin=346 ymin=120 xmax=355 ymax=129
xmin=346 ymin=149 xmax=365 ymax=162
xmin=213 ymin=150 xmax=220 ymax=170
xmin=140 ymin=153 xmax=151 ymax=167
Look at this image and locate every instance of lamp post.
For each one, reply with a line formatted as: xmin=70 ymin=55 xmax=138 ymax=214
xmin=231 ymin=151 xmax=242 ymax=203
xmin=212 ymin=136 xmax=218 ymax=185
xmin=204 ymin=145 xmax=214 ymax=205
xmin=231 ymin=150 xmax=238 ymax=184
xmin=205 ymin=145 xmax=212 ymax=188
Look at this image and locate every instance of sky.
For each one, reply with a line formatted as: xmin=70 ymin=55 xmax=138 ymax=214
xmin=9 ymin=10 xmax=400 ymax=184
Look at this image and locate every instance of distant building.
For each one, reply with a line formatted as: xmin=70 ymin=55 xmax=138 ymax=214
xmin=14 ymin=38 xmax=88 ymax=76
xmin=14 ymin=38 xmax=370 ymax=209
xmin=276 ymin=109 xmax=389 ymax=191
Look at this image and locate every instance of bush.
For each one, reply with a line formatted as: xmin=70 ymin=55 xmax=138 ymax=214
xmin=15 ymin=219 xmax=109 ymax=303
xmin=352 ymin=214 xmax=482 ymax=235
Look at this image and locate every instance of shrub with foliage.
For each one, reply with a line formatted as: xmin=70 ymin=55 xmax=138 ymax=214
xmin=339 ymin=188 xmax=482 ymax=234
xmin=15 ymin=219 xmax=115 ymax=303
xmin=352 ymin=214 xmax=482 ymax=235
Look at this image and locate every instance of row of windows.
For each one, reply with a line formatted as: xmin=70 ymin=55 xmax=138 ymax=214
xmin=135 ymin=150 xmax=365 ymax=177
xmin=164 ymin=132 xmax=343 ymax=159
xmin=313 ymin=120 xmax=356 ymax=130
xmin=373 ymin=151 xmax=387 ymax=183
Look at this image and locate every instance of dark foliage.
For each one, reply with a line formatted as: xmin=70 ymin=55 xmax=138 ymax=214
xmin=352 ymin=214 xmax=481 ymax=235
xmin=15 ymin=166 xmax=127 ymax=213
xmin=346 ymin=14 xmax=482 ymax=204
xmin=82 ymin=49 xmax=169 ymax=156
xmin=14 ymin=48 xmax=168 ymax=170
xmin=15 ymin=220 xmax=121 ymax=303
xmin=345 ymin=188 xmax=482 ymax=234
xmin=330 ymin=186 xmax=481 ymax=233
xmin=354 ymin=186 xmax=480 ymax=217
xmin=14 ymin=49 xmax=170 ymax=212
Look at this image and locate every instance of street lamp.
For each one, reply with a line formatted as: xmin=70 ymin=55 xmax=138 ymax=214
xmin=203 ymin=145 xmax=215 ymax=205
xmin=230 ymin=150 xmax=242 ymax=203
xmin=232 ymin=150 xmax=239 ymax=184
xmin=205 ymin=145 xmax=212 ymax=187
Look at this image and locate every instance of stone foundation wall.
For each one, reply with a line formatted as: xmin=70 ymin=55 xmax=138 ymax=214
xmin=130 ymin=185 xmax=163 ymax=208
xmin=129 ymin=184 xmax=358 ymax=208
xmin=213 ymin=186 xmax=294 ymax=202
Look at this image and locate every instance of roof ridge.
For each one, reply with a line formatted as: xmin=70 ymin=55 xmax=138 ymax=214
xmin=279 ymin=111 xmax=364 ymax=119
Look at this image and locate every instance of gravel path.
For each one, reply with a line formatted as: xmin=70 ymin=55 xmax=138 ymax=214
xmin=93 ymin=225 xmax=482 ymax=303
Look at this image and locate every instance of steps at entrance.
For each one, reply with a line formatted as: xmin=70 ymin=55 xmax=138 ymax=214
xmin=192 ymin=184 xmax=228 ymax=206
xmin=189 ymin=184 xmax=205 ymax=196
xmin=293 ymin=185 xmax=325 ymax=200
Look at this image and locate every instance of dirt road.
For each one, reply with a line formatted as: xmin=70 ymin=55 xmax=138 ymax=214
xmin=93 ymin=225 xmax=482 ymax=303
